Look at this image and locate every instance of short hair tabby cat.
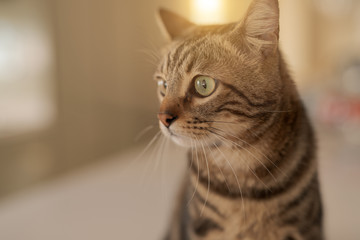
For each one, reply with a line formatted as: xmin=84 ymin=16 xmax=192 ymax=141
xmin=154 ymin=0 xmax=323 ymax=239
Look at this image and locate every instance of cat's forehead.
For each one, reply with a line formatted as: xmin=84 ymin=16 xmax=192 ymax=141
xmin=157 ymin=36 xmax=246 ymax=94
xmin=159 ymin=35 xmax=241 ymax=76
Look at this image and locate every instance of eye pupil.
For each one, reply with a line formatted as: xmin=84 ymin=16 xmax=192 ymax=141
xmin=201 ymin=79 xmax=207 ymax=89
xmin=157 ymin=80 xmax=167 ymax=97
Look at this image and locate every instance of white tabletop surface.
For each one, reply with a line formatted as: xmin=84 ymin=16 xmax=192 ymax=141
xmin=0 ymin=127 xmax=359 ymax=240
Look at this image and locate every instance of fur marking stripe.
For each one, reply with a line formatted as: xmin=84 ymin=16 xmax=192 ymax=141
xmin=279 ymin=175 xmax=317 ymax=216
xmin=190 ymin=130 xmax=314 ymax=200
xmin=174 ymin=38 xmax=207 ymax=71
xmin=170 ymin=42 xmax=187 ymax=70
xmin=193 ymin=218 xmax=223 ymax=236
xmin=215 ymin=107 xmax=269 ymax=119
xmin=185 ymin=56 xmax=196 ymax=73
xmin=166 ymin=51 xmax=172 ymax=73
xmin=194 ymin=191 xmax=225 ymax=218
xmin=222 ymin=82 xmax=276 ymax=108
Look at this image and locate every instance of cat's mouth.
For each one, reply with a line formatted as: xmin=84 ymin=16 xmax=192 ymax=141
xmin=159 ymin=122 xmax=219 ymax=148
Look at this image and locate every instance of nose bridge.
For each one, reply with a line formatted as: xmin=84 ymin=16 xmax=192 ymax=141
xmin=159 ymin=97 xmax=181 ymax=115
xmin=158 ymin=97 xmax=181 ymax=128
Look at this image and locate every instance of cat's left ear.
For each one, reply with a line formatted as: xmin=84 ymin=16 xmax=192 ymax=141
xmin=157 ymin=8 xmax=195 ymax=40
xmin=238 ymin=0 xmax=280 ymax=55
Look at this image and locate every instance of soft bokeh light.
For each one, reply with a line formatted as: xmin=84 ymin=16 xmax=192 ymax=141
xmin=191 ymin=0 xmax=225 ymax=24
xmin=195 ymin=0 xmax=219 ymax=12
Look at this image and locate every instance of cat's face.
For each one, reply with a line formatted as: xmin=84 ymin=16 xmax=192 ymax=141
xmin=155 ymin=0 xmax=282 ymax=148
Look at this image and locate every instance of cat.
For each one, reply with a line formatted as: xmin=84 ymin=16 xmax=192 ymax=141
xmin=154 ymin=0 xmax=323 ymax=239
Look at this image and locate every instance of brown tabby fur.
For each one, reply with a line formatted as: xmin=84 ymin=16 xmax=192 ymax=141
xmin=154 ymin=0 xmax=323 ymax=239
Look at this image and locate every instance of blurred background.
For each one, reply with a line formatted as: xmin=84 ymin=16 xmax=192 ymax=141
xmin=0 ymin=0 xmax=359 ymax=239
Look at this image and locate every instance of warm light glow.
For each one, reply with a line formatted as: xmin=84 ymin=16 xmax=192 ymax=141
xmin=191 ymin=0 xmax=226 ymax=24
xmin=195 ymin=0 xmax=220 ymax=13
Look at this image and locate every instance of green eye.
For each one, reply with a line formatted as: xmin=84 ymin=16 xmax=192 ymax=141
xmin=158 ymin=80 xmax=167 ymax=96
xmin=194 ymin=76 xmax=216 ymax=97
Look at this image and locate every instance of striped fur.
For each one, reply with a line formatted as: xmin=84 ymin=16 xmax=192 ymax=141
xmin=155 ymin=0 xmax=323 ymax=239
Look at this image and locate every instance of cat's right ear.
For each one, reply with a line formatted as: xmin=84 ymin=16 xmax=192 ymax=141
xmin=157 ymin=8 xmax=195 ymax=40
xmin=233 ymin=0 xmax=280 ymax=56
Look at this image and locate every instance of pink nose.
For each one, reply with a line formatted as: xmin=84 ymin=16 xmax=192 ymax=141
xmin=158 ymin=112 xmax=178 ymax=128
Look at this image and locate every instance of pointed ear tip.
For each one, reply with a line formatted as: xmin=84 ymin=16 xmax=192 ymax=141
xmin=157 ymin=8 xmax=172 ymax=24
xmin=158 ymin=8 xmax=172 ymax=17
xmin=158 ymin=8 xmax=164 ymax=17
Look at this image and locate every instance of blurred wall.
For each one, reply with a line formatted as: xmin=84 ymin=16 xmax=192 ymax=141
xmin=53 ymin=0 xmax=160 ymax=164
xmin=0 ymin=0 xmax=164 ymax=197
xmin=0 ymin=0 xmax=196 ymax=198
xmin=0 ymin=0 xmax=57 ymax=196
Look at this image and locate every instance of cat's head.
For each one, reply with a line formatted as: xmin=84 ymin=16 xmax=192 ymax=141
xmin=155 ymin=0 xmax=285 ymax=147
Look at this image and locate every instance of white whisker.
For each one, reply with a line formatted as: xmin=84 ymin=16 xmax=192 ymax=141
xmin=219 ymin=125 xmax=283 ymax=175
xmin=186 ymin=137 xmax=200 ymax=207
xmin=206 ymin=143 xmax=231 ymax=192
xmin=209 ymin=127 xmax=279 ymax=182
xmin=211 ymin=133 xmax=271 ymax=192
xmin=134 ymin=124 xmax=155 ymax=142
xmin=121 ymin=131 xmax=162 ymax=177
xmin=140 ymin=133 xmax=165 ymax=187
xmin=199 ymin=137 xmax=211 ymax=217
xmin=135 ymin=131 xmax=162 ymax=162
xmin=212 ymin=140 xmax=246 ymax=222
xmin=161 ymin=136 xmax=171 ymax=202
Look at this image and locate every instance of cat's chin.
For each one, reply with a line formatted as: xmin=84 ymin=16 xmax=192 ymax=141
xmin=159 ymin=126 xmax=192 ymax=147
xmin=170 ymin=135 xmax=192 ymax=147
